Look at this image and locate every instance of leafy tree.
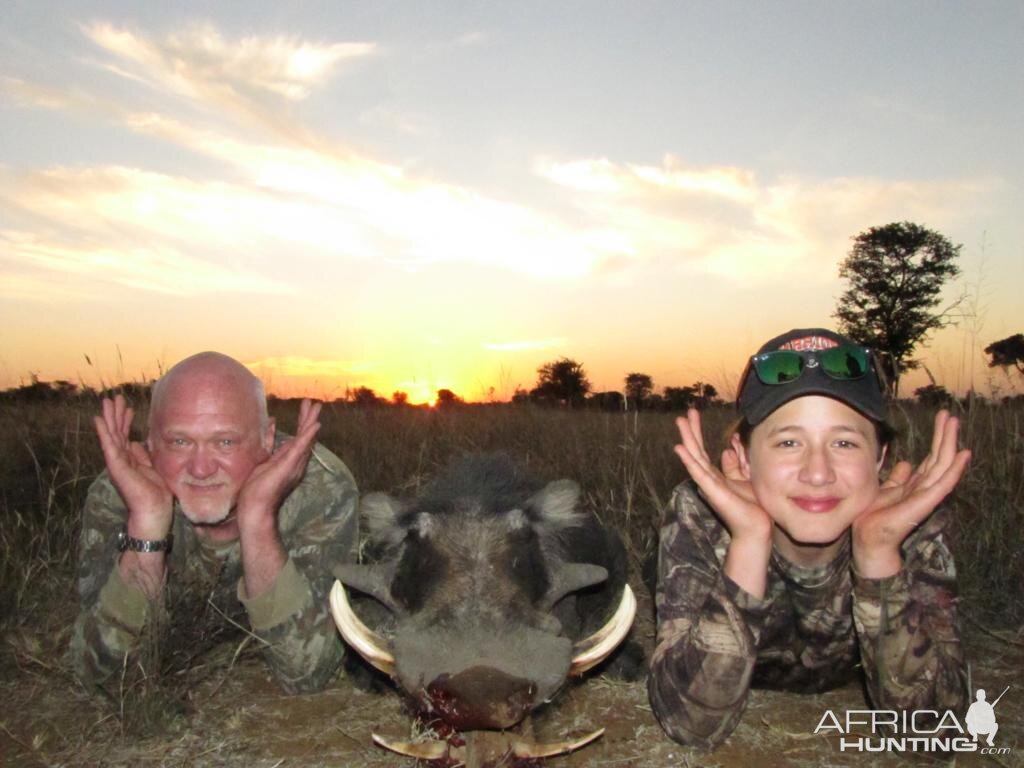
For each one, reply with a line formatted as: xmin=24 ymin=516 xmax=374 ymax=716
xmin=914 ymin=383 xmax=954 ymax=408
xmin=531 ymin=357 xmax=591 ymax=407
xmin=985 ymin=333 xmax=1024 ymax=375
xmin=349 ymin=386 xmax=383 ymax=407
xmin=435 ymin=388 xmax=463 ymax=408
xmin=624 ymin=372 xmax=654 ymax=409
xmin=663 ymin=386 xmax=695 ymax=411
xmin=694 ymin=382 xmax=719 ymax=407
xmin=511 ymin=386 xmax=531 ymax=405
xmin=663 ymin=382 xmax=721 ymax=411
xmin=589 ymin=390 xmax=624 ymax=411
xmin=391 ymin=390 xmax=409 ymax=406
xmin=834 ymin=221 xmax=962 ymax=396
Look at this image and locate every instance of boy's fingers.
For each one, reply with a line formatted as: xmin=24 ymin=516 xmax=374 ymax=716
xmin=883 ymin=461 xmax=913 ymax=489
xmin=923 ymin=410 xmax=950 ymax=475
xmin=675 ymin=444 xmax=710 ymax=480
xmin=721 ymin=448 xmax=742 ymax=479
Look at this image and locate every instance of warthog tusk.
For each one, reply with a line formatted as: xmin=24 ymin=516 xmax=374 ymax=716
xmin=371 ymin=733 xmax=449 ymax=759
xmin=569 ymin=584 xmax=636 ymax=675
xmin=371 ymin=728 xmax=606 ymax=761
xmin=509 ymin=727 xmax=605 ymax=758
xmin=329 ymin=580 xmax=395 ymax=677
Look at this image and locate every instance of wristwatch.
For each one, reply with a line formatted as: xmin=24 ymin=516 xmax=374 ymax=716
xmin=116 ymin=528 xmax=173 ymax=553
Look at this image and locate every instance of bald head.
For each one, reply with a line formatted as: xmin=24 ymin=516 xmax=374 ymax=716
xmin=149 ymin=352 xmax=268 ymax=433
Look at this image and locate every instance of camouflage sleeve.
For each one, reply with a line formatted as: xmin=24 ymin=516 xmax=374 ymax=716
xmin=648 ymin=482 xmax=770 ymax=750
xmin=237 ymin=443 xmax=359 ymax=694
xmin=853 ymin=506 xmax=968 ymax=715
xmin=69 ymin=473 xmax=157 ymax=685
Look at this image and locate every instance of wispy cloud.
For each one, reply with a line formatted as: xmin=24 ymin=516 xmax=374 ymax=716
xmin=244 ymin=356 xmax=375 ymax=378
xmin=83 ymin=22 xmax=376 ymax=102
xmin=1 ymin=20 xmax=1003 ymax=311
xmin=0 ymin=229 xmax=289 ymax=298
xmin=535 ymin=154 xmax=998 ymax=282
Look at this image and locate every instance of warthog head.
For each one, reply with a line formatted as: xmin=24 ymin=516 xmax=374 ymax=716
xmin=330 ymin=454 xmax=636 ymax=760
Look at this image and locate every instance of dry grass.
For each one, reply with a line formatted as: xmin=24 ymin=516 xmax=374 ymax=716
xmin=1 ymin=397 xmax=1022 ymax=766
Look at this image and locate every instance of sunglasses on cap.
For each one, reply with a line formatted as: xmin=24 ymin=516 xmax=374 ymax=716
xmin=749 ymin=345 xmax=873 ymax=386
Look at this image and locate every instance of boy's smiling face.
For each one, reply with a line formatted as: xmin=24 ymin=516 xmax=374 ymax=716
xmin=736 ymin=395 xmax=883 ymax=559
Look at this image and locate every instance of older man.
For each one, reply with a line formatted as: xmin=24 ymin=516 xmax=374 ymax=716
xmin=71 ymin=352 xmax=358 ymax=694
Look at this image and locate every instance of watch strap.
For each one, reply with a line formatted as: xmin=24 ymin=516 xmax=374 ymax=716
xmin=116 ymin=528 xmax=173 ymax=553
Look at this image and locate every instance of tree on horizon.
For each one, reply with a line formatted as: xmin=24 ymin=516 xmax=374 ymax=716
xmin=531 ymin=357 xmax=591 ymax=407
xmin=834 ymin=221 xmax=962 ymax=397
xmin=985 ymin=333 xmax=1024 ymax=376
xmin=624 ymin=372 xmax=653 ymax=409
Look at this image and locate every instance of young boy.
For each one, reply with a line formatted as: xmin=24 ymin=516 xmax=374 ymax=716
xmin=649 ymin=328 xmax=971 ymax=749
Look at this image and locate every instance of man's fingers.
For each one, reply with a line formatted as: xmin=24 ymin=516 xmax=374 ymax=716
xmin=302 ymin=400 xmax=322 ymax=432
xmin=113 ymin=394 xmax=129 ymax=437
xmin=122 ymin=406 xmax=135 ymax=440
xmin=93 ymin=414 xmax=119 ymax=463
xmin=129 ymin=441 xmax=154 ymax=469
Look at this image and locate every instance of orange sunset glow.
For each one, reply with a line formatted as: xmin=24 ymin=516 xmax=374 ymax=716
xmin=2 ymin=7 xmax=1022 ymax=403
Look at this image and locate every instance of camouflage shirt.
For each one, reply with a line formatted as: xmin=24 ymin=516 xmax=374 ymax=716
xmin=649 ymin=481 xmax=967 ymax=750
xmin=70 ymin=436 xmax=358 ymax=695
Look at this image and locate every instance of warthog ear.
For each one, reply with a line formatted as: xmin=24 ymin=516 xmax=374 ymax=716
xmin=361 ymin=492 xmax=405 ymax=547
xmin=333 ymin=562 xmax=402 ymax=614
xmin=529 ymin=479 xmax=583 ymax=530
xmin=540 ymin=563 xmax=609 ymax=610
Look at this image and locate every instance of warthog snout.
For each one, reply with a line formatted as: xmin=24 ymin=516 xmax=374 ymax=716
xmin=425 ymin=666 xmax=537 ymax=730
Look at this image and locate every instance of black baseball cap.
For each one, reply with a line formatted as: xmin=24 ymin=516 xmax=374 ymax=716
xmin=737 ymin=328 xmax=887 ymax=425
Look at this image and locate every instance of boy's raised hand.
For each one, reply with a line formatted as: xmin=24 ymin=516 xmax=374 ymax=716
xmin=852 ymin=409 xmax=971 ymax=579
xmin=674 ymin=409 xmax=770 ymax=542
xmin=674 ymin=409 xmax=774 ymax=598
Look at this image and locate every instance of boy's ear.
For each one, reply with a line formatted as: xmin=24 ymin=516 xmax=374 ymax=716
xmin=731 ymin=433 xmax=752 ymax=480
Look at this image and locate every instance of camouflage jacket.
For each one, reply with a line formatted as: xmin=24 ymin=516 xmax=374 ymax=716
xmin=649 ymin=481 xmax=967 ymax=750
xmin=70 ymin=436 xmax=358 ymax=695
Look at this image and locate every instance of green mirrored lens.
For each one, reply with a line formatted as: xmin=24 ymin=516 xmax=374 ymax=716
xmin=819 ymin=346 xmax=869 ymax=380
xmin=753 ymin=352 xmax=804 ymax=385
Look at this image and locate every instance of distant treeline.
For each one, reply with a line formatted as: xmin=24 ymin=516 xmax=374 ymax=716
xmin=4 ymin=369 xmax=1022 ymax=412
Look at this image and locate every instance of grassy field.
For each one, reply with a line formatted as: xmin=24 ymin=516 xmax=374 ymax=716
xmin=1 ymin=397 xmax=1022 ymax=766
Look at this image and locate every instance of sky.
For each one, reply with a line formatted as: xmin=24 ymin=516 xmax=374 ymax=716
xmin=2 ymin=1 xmax=1022 ymax=403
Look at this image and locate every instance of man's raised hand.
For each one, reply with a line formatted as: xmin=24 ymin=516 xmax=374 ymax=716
xmin=93 ymin=394 xmax=173 ymax=539
xmin=236 ymin=399 xmax=322 ymax=531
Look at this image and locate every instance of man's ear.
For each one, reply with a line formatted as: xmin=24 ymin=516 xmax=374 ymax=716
xmin=731 ymin=433 xmax=752 ymax=480
xmin=263 ymin=417 xmax=276 ymax=454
